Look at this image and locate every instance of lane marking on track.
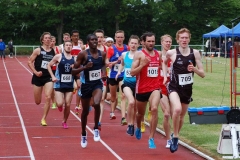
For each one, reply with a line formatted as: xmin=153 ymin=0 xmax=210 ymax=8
xmin=3 ymin=60 xmax=35 ymax=160
xmin=16 ymin=57 xmax=123 ymax=160
xmin=0 ymin=156 xmax=30 ymax=159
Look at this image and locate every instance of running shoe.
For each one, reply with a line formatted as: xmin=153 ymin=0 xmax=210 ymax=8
xmin=141 ymin=122 xmax=145 ymax=133
xmin=148 ymin=138 xmax=156 ymax=149
xmin=166 ymin=139 xmax=172 ymax=148
xmin=62 ymin=122 xmax=68 ymax=129
xmin=135 ymin=127 xmax=142 ymax=140
xmin=170 ymin=137 xmax=179 ymax=153
xmin=121 ymin=118 xmax=127 ymax=126
xmin=126 ymin=125 xmax=134 ymax=136
xmin=51 ymin=103 xmax=57 ymax=109
xmin=89 ymin=106 xmax=92 ymax=112
xmin=98 ymin=122 xmax=101 ymax=131
xmin=81 ymin=135 xmax=87 ymax=148
xmin=41 ymin=119 xmax=47 ymax=126
xmin=58 ymin=106 xmax=63 ymax=112
xmin=73 ymin=89 xmax=76 ymax=94
xmin=110 ymin=112 xmax=116 ymax=120
xmin=93 ymin=129 xmax=100 ymax=142
xmin=147 ymin=111 xmax=152 ymax=121
xmin=75 ymin=106 xmax=80 ymax=115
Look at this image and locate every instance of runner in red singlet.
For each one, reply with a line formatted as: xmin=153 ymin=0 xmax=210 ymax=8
xmin=50 ymin=36 xmax=61 ymax=109
xmin=70 ymin=30 xmax=83 ymax=115
xmin=93 ymin=29 xmax=108 ymax=130
xmin=159 ymin=34 xmax=172 ymax=148
xmin=131 ymin=32 xmax=161 ymax=149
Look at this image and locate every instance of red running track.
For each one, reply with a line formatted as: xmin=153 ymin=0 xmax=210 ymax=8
xmin=0 ymin=57 xmax=207 ymax=160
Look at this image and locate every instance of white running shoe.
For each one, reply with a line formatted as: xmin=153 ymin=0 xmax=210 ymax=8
xmin=166 ymin=139 xmax=172 ymax=148
xmin=81 ymin=135 xmax=87 ymax=148
xmin=93 ymin=129 xmax=100 ymax=142
xmin=110 ymin=112 xmax=116 ymax=120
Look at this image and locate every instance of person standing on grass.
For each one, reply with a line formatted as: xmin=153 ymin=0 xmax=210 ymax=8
xmin=159 ymin=34 xmax=173 ymax=148
xmin=115 ymin=35 xmax=139 ymax=136
xmin=0 ymin=39 xmax=6 ymax=59
xmin=28 ymin=32 xmax=55 ymax=126
xmin=106 ymin=30 xmax=129 ymax=125
xmin=72 ymin=34 xmax=107 ymax=148
xmin=162 ymin=28 xmax=205 ymax=153
xmin=131 ymin=32 xmax=162 ymax=149
xmin=47 ymin=40 xmax=74 ymax=129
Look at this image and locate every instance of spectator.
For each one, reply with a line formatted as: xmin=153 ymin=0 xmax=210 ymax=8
xmin=0 ymin=39 xmax=6 ymax=59
xmin=8 ymin=39 xmax=13 ymax=58
xmin=221 ymin=40 xmax=226 ymax=57
xmin=227 ymin=38 xmax=232 ymax=58
xmin=205 ymin=39 xmax=209 ymax=53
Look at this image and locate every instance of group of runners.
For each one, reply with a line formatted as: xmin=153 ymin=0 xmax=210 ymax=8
xmin=27 ymin=28 xmax=205 ymax=153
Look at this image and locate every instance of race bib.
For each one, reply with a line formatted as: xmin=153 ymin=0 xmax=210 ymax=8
xmin=147 ymin=67 xmax=158 ymax=77
xmin=41 ymin=60 xmax=48 ymax=69
xmin=114 ymin=64 xmax=120 ymax=72
xmin=178 ymin=73 xmax=193 ymax=85
xmin=89 ymin=69 xmax=101 ymax=81
xmin=61 ymin=74 xmax=72 ymax=82
xmin=125 ymin=68 xmax=132 ymax=77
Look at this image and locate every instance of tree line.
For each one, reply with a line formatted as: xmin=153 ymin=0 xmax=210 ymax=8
xmin=0 ymin=0 xmax=239 ymax=45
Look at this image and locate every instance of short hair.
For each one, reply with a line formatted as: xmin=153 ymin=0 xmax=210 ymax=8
xmin=129 ymin=35 xmax=140 ymax=44
xmin=71 ymin=30 xmax=79 ymax=36
xmin=93 ymin=29 xmax=104 ymax=36
xmin=40 ymin=32 xmax=51 ymax=44
xmin=63 ymin=33 xmax=70 ymax=37
xmin=63 ymin=40 xmax=72 ymax=46
xmin=115 ymin=30 xmax=125 ymax=35
xmin=176 ymin=28 xmax=191 ymax=41
xmin=141 ymin=32 xmax=155 ymax=42
xmin=78 ymin=38 xmax=83 ymax=42
xmin=161 ymin=34 xmax=172 ymax=42
xmin=86 ymin=34 xmax=97 ymax=42
xmin=50 ymin=36 xmax=56 ymax=39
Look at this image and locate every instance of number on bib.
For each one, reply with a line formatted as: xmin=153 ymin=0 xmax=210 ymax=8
xmin=61 ymin=74 xmax=72 ymax=82
xmin=147 ymin=67 xmax=158 ymax=77
xmin=89 ymin=69 xmax=101 ymax=81
xmin=178 ymin=73 xmax=193 ymax=85
xmin=114 ymin=64 xmax=120 ymax=72
xmin=125 ymin=68 xmax=132 ymax=77
xmin=41 ymin=60 xmax=49 ymax=69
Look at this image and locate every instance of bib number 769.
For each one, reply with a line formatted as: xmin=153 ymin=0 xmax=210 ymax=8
xmin=178 ymin=73 xmax=193 ymax=85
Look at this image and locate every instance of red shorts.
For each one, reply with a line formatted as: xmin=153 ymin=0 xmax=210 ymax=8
xmin=160 ymin=84 xmax=168 ymax=96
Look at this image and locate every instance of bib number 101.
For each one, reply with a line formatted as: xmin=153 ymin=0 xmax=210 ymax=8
xmin=147 ymin=67 xmax=158 ymax=77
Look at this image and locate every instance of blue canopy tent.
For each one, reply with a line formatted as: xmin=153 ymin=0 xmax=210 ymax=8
xmin=203 ymin=25 xmax=230 ymax=38
xmin=202 ymin=25 xmax=230 ymax=56
xmin=220 ymin=22 xmax=240 ymax=37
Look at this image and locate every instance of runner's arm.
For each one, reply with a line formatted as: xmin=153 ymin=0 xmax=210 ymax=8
xmin=28 ymin=48 xmax=40 ymax=75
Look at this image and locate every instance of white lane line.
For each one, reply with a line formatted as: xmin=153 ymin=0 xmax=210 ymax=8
xmin=3 ymin=60 xmax=35 ymax=160
xmin=16 ymin=57 xmax=123 ymax=160
xmin=0 ymin=156 xmax=30 ymax=159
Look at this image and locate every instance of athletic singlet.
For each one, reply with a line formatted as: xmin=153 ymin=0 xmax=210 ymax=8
xmin=71 ymin=44 xmax=82 ymax=56
xmin=81 ymin=49 xmax=103 ymax=85
xmin=109 ymin=44 xmax=128 ymax=78
xmin=159 ymin=59 xmax=171 ymax=84
xmin=52 ymin=46 xmax=60 ymax=71
xmin=123 ymin=51 xmax=136 ymax=88
xmin=34 ymin=47 xmax=55 ymax=77
xmin=169 ymin=48 xmax=196 ymax=88
xmin=136 ymin=50 xmax=160 ymax=94
xmin=54 ymin=53 xmax=75 ymax=89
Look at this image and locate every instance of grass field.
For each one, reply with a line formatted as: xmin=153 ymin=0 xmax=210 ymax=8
xmin=155 ymin=56 xmax=240 ymax=160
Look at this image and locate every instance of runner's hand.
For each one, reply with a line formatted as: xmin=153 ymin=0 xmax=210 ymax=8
xmin=35 ymin=71 xmax=42 ymax=77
